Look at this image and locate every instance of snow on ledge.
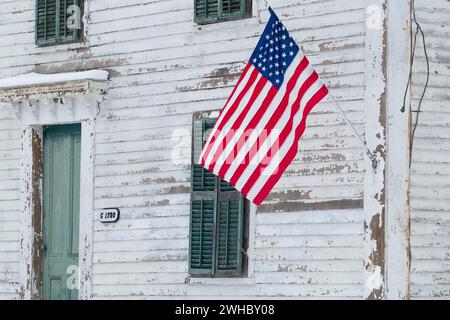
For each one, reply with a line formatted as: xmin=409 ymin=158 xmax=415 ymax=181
xmin=0 ymin=70 xmax=109 ymax=89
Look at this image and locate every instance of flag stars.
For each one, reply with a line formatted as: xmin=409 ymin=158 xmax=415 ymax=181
xmin=250 ymin=15 xmax=299 ymax=89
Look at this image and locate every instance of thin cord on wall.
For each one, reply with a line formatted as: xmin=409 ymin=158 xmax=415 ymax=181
xmin=401 ymin=0 xmax=430 ymax=167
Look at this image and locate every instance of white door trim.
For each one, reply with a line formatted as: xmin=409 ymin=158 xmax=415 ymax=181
xmin=17 ymin=97 xmax=98 ymax=300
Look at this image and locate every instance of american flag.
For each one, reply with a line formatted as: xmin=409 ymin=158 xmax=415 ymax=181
xmin=199 ymin=7 xmax=329 ymax=205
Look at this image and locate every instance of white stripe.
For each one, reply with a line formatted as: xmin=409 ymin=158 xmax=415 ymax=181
xmin=223 ymin=53 xmax=304 ymax=182
xmin=203 ymin=72 xmax=263 ymax=168
xmin=198 ymin=64 xmax=255 ymax=163
xmin=211 ymin=81 xmax=273 ymax=175
xmin=246 ymin=79 xmax=325 ymax=200
xmin=234 ymin=60 xmax=315 ymax=190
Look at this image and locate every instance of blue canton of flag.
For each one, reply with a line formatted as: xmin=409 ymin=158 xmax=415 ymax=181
xmin=250 ymin=7 xmax=300 ymax=89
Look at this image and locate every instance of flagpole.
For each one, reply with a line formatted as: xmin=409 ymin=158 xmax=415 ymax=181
xmin=261 ymin=3 xmax=377 ymax=169
xmin=328 ymin=94 xmax=378 ymax=169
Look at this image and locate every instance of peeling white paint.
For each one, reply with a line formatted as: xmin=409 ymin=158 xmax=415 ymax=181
xmin=409 ymin=0 xmax=450 ymax=299
xmin=366 ymin=265 xmax=384 ymax=291
xmin=0 ymin=0 xmax=447 ymax=300
xmin=363 ymin=0 xmax=387 ymax=300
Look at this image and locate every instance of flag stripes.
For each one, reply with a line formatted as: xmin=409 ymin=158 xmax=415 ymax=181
xmin=198 ymin=7 xmax=329 ymax=205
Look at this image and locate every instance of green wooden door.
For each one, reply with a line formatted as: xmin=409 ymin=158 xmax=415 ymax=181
xmin=42 ymin=124 xmax=81 ymax=300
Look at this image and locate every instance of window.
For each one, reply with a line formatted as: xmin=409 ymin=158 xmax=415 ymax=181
xmin=194 ymin=0 xmax=252 ymax=24
xmin=36 ymin=0 xmax=83 ymax=46
xmin=189 ymin=117 xmax=249 ymax=277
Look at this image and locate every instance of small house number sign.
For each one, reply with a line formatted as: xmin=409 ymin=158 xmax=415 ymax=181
xmin=100 ymin=208 xmax=120 ymax=223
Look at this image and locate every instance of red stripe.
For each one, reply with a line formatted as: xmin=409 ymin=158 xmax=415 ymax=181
xmin=200 ymin=63 xmax=252 ymax=165
xmin=240 ymin=72 xmax=320 ymax=196
xmin=201 ymin=67 xmax=259 ymax=166
xmin=214 ymin=63 xmax=252 ymax=126
xmin=200 ymin=63 xmax=252 ymax=162
xmin=229 ymin=57 xmax=310 ymax=187
xmin=252 ymin=85 xmax=329 ymax=205
xmin=216 ymin=85 xmax=278 ymax=180
xmin=207 ymin=76 xmax=268 ymax=172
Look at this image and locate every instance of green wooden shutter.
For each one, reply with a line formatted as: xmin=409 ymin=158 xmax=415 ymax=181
xmin=216 ymin=186 xmax=244 ymax=276
xmin=36 ymin=0 xmax=58 ymax=45
xmin=221 ymin=0 xmax=245 ymax=18
xmin=36 ymin=0 xmax=80 ymax=46
xmin=189 ymin=119 xmax=218 ymax=275
xmin=194 ymin=0 xmax=247 ymax=24
xmin=60 ymin=0 xmax=80 ymax=42
xmin=190 ymin=199 xmax=216 ymax=275
xmin=194 ymin=0 xmax=219 ymax=23
xmin=189 ymin=118 xmax=245 ymax=277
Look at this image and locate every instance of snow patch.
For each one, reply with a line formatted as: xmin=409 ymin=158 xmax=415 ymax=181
xmin=366 ymin=265 xmax=383 ymax=291
xmin=0 ymin=70 xmax=109 ymax=89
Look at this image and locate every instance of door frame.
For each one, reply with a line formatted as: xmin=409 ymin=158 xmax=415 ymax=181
xmin=18 ymin=120 xmax=95 ymax=300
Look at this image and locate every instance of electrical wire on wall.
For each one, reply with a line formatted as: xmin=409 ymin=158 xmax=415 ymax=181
xmin=401 ymin=0 xmax=430 ymax=167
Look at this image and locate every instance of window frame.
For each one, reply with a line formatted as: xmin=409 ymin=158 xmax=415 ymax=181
xmin=35 ymin=0 xmax=84 ymax=47
xmin=194 ymin=0 xmax=252 ymax=25
xmin=188 ymin=115 xmax=249 ymax=278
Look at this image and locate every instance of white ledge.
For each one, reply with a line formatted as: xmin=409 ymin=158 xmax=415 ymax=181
xmin=0 ymin=70 xmax=109 ymax=89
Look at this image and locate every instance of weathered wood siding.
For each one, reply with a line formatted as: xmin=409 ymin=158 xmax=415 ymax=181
xmin=410 ymin=0 xmax=450 ymax=299
xmin=0 ymin=0 xmax=374 ymax=299
xmin=0 ymin=0 xmax=26 ymax=298
xmin=0 ymin=104 xmax=21 ymax=299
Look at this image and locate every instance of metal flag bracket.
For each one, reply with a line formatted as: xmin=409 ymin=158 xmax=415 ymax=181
xmin=329 ymin=94 xmax=378 ymax=170
xmin=261 ymin=3 xmax=376 ymax=169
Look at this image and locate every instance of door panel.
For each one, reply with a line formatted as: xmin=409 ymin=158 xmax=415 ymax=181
xmin=42 ymin=124 xmax=81 ymax=300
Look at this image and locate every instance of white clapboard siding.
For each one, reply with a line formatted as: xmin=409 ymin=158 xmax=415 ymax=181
xmin=410 ymin=0 xmax=450 ymax=299
xmin=0 ymin=0 xmax=370 ymax=299
xmin=0 ymin=102 xmax=21 ymax=299
xmin=89 ymin=0 xmax=367 ymax=299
